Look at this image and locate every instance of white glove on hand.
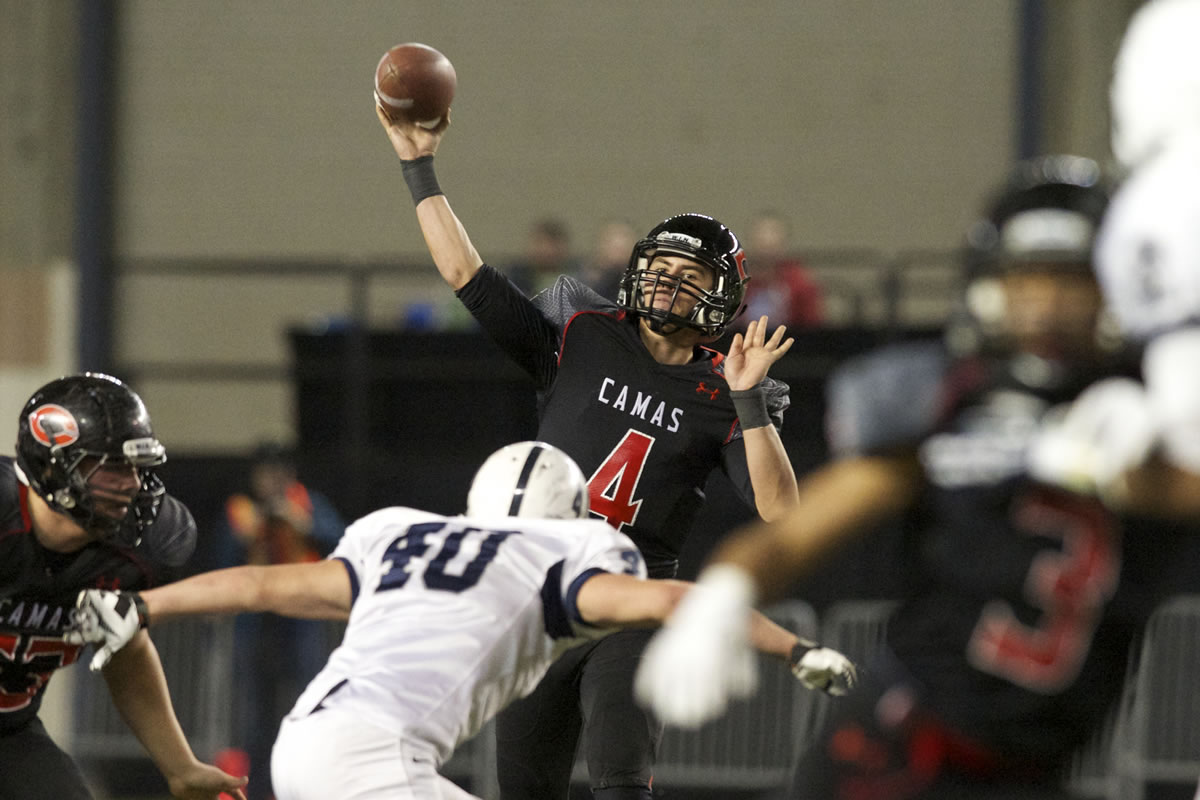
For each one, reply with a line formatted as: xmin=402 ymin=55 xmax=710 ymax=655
xmin=790 ymin=641 xmax=857 ymax=696
xmin=634 ymin=565 xmax=758 ymax=729
xmin=64 ymin=589 xmax=147 ymax=671
xmin=1027 ymin=377 xmax=1158 ymax=497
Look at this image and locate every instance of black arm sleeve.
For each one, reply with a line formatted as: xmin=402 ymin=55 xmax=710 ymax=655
xmin=455 ymin=264 xmax=562 ymax=390
xmin=720 ymin=436 xmax=756 ymax=510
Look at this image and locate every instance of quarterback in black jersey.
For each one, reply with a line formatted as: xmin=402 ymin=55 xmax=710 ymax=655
xmin=0 ymin=374 xmax=246 ymax=800
xmin=377 ymin=105 xmax=799 ymax=800
xmin=639 ymin=156 xmax=1200 ymax=799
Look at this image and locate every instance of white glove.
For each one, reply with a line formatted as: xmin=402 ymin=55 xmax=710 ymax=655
xmin=790 ymin=641 xmax=857 ymax=696
xmin=1027 ymin=377 xmax=1158 ymax=497
xmin=64 ymin=589 xmax=148 ymax=671
xmin=635 ymin=565 xmax=758 ymax=728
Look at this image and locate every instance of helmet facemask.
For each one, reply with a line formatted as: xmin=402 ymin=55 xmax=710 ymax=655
xmin=617 ymin=214 xmax=749 ymax=337
xmin=39 ymin=439 xmax=166 ymax=547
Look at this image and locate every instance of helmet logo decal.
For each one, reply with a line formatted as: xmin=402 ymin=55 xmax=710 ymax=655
xmin=733 ymin=249 xmax=748 ymax=280
xmin=28 ymin=404 xmax=80 ymax=447
xmin=655 ymin=231 xmax=703 ymax=249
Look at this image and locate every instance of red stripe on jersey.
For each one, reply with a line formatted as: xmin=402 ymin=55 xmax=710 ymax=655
xmin=723 ymin=417 xmax=741 ymax=445
xmin=17 ymin=484 xmax=31 ymax=532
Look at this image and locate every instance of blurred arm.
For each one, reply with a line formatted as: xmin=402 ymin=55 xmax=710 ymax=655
xmin=715 ymin=453 xmax=923 ymax=604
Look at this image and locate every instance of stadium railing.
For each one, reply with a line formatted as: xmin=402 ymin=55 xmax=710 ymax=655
xmin=1112 ymin=594 xmax=1200 ymax=800
xmin=562 ymin=600 xmax=821 ymax=795
xmin=69 ymin=614 xmax=237 ymax=762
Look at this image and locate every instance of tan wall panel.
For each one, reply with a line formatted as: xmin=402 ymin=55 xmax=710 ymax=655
xmin=136 ymin=377 xmax=295 ymax=454
xmin=112 ymin=1 xmax=1018 ymax=263
xmin=116 ymin=272 xmax=352 ymax=364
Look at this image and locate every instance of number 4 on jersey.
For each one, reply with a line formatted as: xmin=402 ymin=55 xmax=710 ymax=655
xmin=588 ymin=430 xmax=654 ymax=531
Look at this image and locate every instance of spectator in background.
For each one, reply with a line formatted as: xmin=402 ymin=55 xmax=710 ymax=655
xmin=740 ymin=210 xmax=824 ymax=328
xmin=216 ymin=443 xmax=344 ymax=800
xmin=578 ymin=219 xmax=637 ymax=300
xmin=508 ymin=218 xmax=578 ymax=295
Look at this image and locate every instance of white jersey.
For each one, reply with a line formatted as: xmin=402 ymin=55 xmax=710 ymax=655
xmin=285 ymin=506 xmax=645 ymax=765
xmin=1095 ymin=140 xmax=1200 ymax=340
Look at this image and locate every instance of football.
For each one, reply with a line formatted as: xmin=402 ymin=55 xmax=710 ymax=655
xmin=374 ymin=42 xmax=456 ymax=128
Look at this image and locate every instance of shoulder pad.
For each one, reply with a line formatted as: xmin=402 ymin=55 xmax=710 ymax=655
xmin=532 ymin=275 xmax=617 ymax=331
xmin=826 ymin=340 xmax=951 ymax=457
xmin=761 ymin=375 xmax=790 ymax=428
xmin=135 ymin=495 xmax=198 ymax=569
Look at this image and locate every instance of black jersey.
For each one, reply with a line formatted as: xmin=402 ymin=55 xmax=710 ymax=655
xmin=457 ymin=265 xmax=789 ymax=576
xmin=0 ymin=457 xmax=196 ymax=731
xmin=828 ymin=342 xmax=1192 ymax=766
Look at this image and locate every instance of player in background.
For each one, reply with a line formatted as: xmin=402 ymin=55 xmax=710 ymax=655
xmin=67 ymin=442 xmax=852 ymax=800
xmin=376 ymin=101 xmax=800 ymax=800
xmin=1027 ymin=0 xmax=1200 ymax=515
xmin=638 ymin=157 xmax=1200 ymax=798
xmin=0 ymin=373 xmax=246 ymax=800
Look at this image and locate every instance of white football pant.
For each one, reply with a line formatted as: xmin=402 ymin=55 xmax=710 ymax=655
xmin=271 ymin=710 xmax=479 ymax=800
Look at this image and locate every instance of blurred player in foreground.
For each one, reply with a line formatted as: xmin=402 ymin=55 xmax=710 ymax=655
xmin=1028 ymin=0 xmax=1200 ymax=517
xmin=68 ymin=442 xmax=851 ymax=800
xmin=0 ymin=373 xmax=245 ymax=800
xmin=638 ymin=156 xmax=1200 ymax=799
xmin=376 ymin=98 xmax=801 ymax=799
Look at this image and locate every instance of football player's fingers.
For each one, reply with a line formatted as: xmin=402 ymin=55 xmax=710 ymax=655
xmin=751 ymin=316 xmax=768 ymax=344
xmin=728 ymin=332 xmax=744 ymax=357
xmin=89 ymin=646 xmax=114 ymax=672
xmin=767 ymin=336 xmax=795 ymax=360
xmin=766 ymin=323 xmax=788 ymax=346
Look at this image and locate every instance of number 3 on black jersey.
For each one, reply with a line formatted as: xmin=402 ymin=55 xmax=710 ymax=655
xmin=378 ymin=522 xmax=514 ymax=594
xmin=587 ymin=430 xmax=655 ymax=532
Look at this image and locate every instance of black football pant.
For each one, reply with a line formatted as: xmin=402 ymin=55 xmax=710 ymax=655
xmin=0 ymin=717 xmax=93 ymax=800
xmin=783 ymin=659 xmax=1073 ymax=800
xmin=496 ymin=628 xmax=659 ymax=799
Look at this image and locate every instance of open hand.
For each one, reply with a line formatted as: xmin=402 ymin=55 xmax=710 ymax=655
xmin=725 ymin=316 xmax=794 ymax=391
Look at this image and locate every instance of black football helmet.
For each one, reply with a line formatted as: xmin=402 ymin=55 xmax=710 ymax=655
xmin=617 ymin=213 xmax=749 ymax=336
xmin=15 ymin=373 xmax=166 ymax=547
xmin=964 ymin=154 xmax=1111 ymax=280
xmin=949 ymin=155 xmax=1117 ymax=386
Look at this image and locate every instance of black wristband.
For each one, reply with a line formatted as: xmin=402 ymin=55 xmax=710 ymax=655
xmin=400 ymin=155 xmax=444 ymax=205
xmin=131 ymin=592 xmax=150 ymax=628
xmin=730 ymin=387 xmax=772 ymax=430
xmin=789 ymin=640 xmax=815 ymax=667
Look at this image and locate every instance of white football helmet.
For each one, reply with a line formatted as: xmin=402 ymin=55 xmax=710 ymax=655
xmin=1111 ymin=0 xmax=1200 ymax=169
xmin=466 ymin=441 xmax=589 ymax=520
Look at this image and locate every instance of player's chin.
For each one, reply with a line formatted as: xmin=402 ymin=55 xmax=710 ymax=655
xmin=92 ymin=500 xmax=132 ymax=522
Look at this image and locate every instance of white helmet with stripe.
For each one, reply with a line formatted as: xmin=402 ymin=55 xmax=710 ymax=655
xmin=466 ymin=441 xmax=589 ymax=520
